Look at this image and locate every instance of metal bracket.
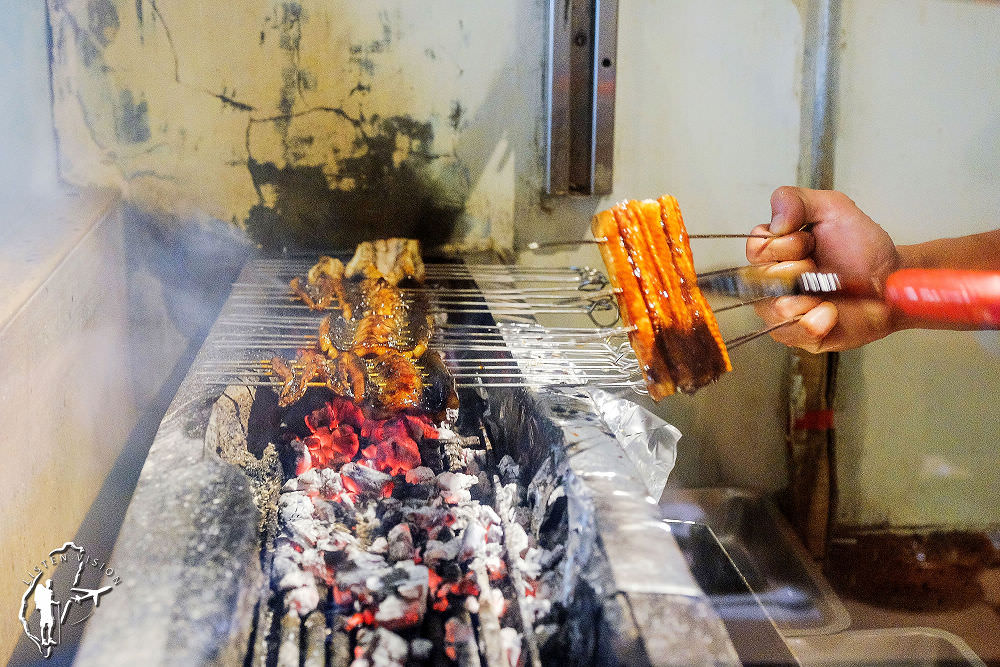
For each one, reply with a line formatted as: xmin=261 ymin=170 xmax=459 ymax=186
xmin=545 ymin=0 xmax=618 ymax=196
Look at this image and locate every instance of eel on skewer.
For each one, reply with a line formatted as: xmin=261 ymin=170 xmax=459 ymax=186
xmin=289 ymin=256 xmax=353 ymax=317
xmin=270 ymin=349 xmax=367 ymax=408
xmin=592 ymin=195 xmax=731 ymax=398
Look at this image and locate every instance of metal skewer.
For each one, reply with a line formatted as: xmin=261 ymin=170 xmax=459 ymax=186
xmin=204 ymin=257 xmax=799 ymax=395
xmin=525 ymin=233 xmax=773 ymax=250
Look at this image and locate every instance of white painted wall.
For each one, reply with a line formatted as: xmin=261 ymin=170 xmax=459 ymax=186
xmin=833 ymin=0 xmax=1000 ymax=526
xmin=0 ymin=0 xmax=59 ymax=199
xmin=519 ymin=0 xmax=805 ymax=491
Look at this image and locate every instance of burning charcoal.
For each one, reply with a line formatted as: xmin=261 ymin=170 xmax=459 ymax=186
xmin=285 ymin=437 xmax=313 ymax=475
xmin=279 ymin=491 xmax=314 ymax=523
xmin=459 ymin=521 xmax=488 ymax=562
xmin=284 ymin=580 xmax=321 ymax=615
xmin=436 ymin=526 xmax=455 ymax=542
xmin=422 ymin=538 xmax=461 ymax=567
xmin=500 ymin=627 xmax=522 ymax=667
xmin=404 ymin=465 xmax=435 ymax=485
xmin=436 ymin=471 xmax=479 ymax=504
xmin=364 ymin=440 xmax=421 ymax=476
xmin=409 ymin=638 xmax=433 ymax=661
xmin=304 ymin=424 xmax=359 ymax=468
xmin=353 ymin=627 xmax=409 ymax=667
xmin=341 ymin=462 xmax=393 ymax=499
xmin=443 ymin=440 xmax=471 ymax=472
xmin=444 ymin=614 xmax=480 ymax=666
xmin=386 ymin=523 xmax=415 ymax=563
xmin=369 ymin=536 xmax=388 ymax=554
xmin=282 ymin=468 xmax=321 ymax=493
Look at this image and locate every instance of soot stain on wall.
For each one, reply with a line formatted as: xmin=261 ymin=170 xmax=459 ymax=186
xmin=245 ymin=114 xmax=463 ymax=251
xmin=115 ymin=89 xmax=151 ymax=143
xmin=87 ymin=0 xmax=119 ymax=46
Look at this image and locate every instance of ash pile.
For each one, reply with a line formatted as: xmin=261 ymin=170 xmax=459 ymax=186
xmin=245 ymin=389 xmax=570 ymax=667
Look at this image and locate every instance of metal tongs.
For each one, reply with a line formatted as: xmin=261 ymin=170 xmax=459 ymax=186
xmin=699 ymin=266 xmax=1000 ymax=327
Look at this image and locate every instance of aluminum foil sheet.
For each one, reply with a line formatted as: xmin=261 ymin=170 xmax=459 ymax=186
xmin=587 ymin=388 xmax=680 ymax=499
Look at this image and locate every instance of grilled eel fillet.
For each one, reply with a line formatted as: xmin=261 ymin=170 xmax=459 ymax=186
xmin=345 ymin=238 xmax=425 ymax=285
xmin=289 ymin=256 xmax=353 ymax=317
xmin=368 ymin=350 xmax=458 ymax=419
xmin=315 ymin=278 xmax=432 ymax=358
xmin=271 ymin=349 xmax=367 ymax=407
xmin=592 ymin=195 xmax=731 ymax=398
xmin=271 ymin=348 xmax=457 ymax=418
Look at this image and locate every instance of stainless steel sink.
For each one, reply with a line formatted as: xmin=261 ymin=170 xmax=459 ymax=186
xmin=787 ymin=628 xmax=987 ymax=667
xmin=659 ymin=487 xmax=851 ymax=636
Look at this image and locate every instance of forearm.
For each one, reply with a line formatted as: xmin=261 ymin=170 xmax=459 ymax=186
xmin=897 ymin=230 xmax=1000 ymax=271
xmin=890 ymin=230 xmax=1000 ymax=333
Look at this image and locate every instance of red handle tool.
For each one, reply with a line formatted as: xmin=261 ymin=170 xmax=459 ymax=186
xmin=884 ymin=269 xmax=1000 ymax=327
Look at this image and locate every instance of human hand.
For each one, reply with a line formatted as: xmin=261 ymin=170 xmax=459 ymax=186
xmin=745 ymin=187 xmax=903 ymax=352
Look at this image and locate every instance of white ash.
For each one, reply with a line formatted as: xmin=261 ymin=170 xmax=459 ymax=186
xmin=459 ymin=521 xmax=487 ymax=561
xmin=334 ymin=545 xmax=389 ymax=592
xmin=279 ymin=491 xmax=315 ymax=523
xmin=436 ymin=424 xmax=458 ymax=440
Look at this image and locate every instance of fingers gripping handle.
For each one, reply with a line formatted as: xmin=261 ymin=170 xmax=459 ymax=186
xmin=884 ymin=269 xmax=1000 ymax=327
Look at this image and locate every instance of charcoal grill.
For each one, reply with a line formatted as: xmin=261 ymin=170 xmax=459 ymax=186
xmin=71 ymin=254 xmax=792 ymax=666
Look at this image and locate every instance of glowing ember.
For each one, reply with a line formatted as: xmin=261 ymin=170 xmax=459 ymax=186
xmin=271 ymin=400 xmax=553 ymax=666
xmin=288 ymin=399 xmax=442 ymax=478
